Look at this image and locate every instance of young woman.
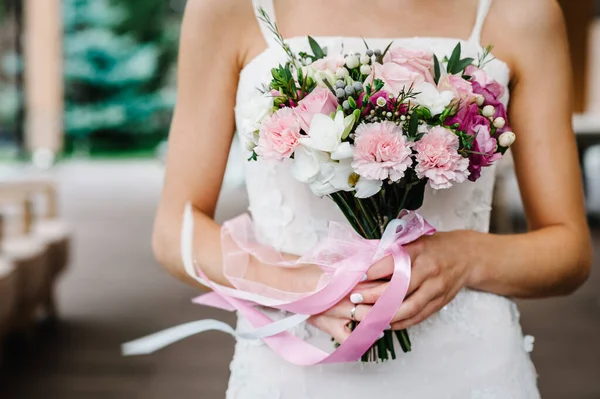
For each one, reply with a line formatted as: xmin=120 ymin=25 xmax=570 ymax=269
xmin=152 ymin=0 xmax=592 ymax=397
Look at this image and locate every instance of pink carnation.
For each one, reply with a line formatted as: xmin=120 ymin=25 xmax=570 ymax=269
xmin=438 ymin=74 xmax=476 ymax=106
xmin=256 ymin=108 xmax=301 ymax=161
xmin=384 ymin=47 xmax=435 ymax=83
xmin=293 ymin=86 xmax=338 ymax=132
xmin=352 ymin=121 xmax=413 ymax=182
xmin=414 ymin=126 xmax=470 ymax=189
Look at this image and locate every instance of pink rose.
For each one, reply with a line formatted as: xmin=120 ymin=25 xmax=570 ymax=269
xmin=311 ymin=55 xmax=345 ymax=72
xmin=467 ymin=123 xmax=502 ymax=181
xmin=352 ymin=121 xmax=413 ymax=182
xmin=414 ymin=126 xmax=470 ymax=189
xmin=384 ymin=47 xmax=435 ymax=83
xmin=256 ymin=108 xmax=301 ymax=161
xmin=465 ymin=65 xmax=505 ymax=101
xmin=293 ymin=86 xmax=338 ymax=132
xmin=372 ymin=62 xmax=425 ymax=96
xmin=438 ymin=74 xmax=476 ymax=106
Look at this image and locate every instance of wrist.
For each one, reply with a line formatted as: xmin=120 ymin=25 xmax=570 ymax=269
xmin=246 ymin=256 xmax=323 ymax=293
xmin=461 ymin=230 xmax=488 ymax=290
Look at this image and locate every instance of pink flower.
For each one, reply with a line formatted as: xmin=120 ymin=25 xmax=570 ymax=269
xmin=293 ymin=86 xmax=338 ymax=132
xmin=352 ymin=121 xmax=413 ymax=182
xmin=438 ymin=74 xmax=476 ymax=105
xmin=372 ymin=62 xmax=425 ymax=96
xmin=384 ymin=47 xmax=435 ymax=83
xmin=311 ymin=55 xmax=346 ymax=72
xmin=465 ymin=65 xmax=505 ymax=101
xmin=414 ymin=126 xmax=470 ymax=189
xmin=467 ymin=123 xmax=502 ymax=181
xmin=256 ymin=108 xmax=301 ymax=161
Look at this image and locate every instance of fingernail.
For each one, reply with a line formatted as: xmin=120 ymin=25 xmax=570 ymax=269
xmin=378 ymin=332 xmax=385 ymax=339
xmin=350 ymin=293 xmax=364 ymax=304
xmin=385 ymin=324 xmax=392 ymax=330
xmin=360 ymin=274 xmax=368 ymax=282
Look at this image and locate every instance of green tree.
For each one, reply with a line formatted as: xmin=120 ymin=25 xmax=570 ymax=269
xmin=63 ymin=0 xmax=178 ymax=154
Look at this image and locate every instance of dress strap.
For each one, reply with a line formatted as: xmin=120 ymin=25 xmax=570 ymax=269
xmin=252 ymin=0 xmax=278 ymax=47
xmin=469 ymin=0 xmax=493 ymax=45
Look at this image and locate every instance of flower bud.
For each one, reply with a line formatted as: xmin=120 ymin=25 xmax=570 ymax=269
xmin=498 ymin=131 xmax=516 ymax=147
xmin=376 ymin=97 xmax=387 ymax=107
xmin=360 ymin=54 xmax=370 ymax=65
xmin=314 ymin=70 xmax=336 ymax=88
xmin=482 ymin=105 xmax=495 ymax=117
xmin=245 ymin=140 xmax=257 ymax=151
xmin=475 ymin=94 xmax=485 ymax=106
xmin=345 ymin=55 xmax=360 ymax=69
xmin=493 ymin=117 xmax=506 ymax=129
xmin=359 ymin=64 xmax=372 ymax=75
xmin=335 ymin=67 xmax=349 ymax=78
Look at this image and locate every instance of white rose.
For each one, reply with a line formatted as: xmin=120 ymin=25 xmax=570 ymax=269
xmin=235 ymin=92 xmax=274 ymax=146
xmin=413 ymin=82 xmax=455 ymax=116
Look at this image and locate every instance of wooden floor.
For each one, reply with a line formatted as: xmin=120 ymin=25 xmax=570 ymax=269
xmin=0 ymin=160 xmax=599 ymax=399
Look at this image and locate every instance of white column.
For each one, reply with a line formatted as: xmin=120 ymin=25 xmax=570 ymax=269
xmin=23 ymin=0 xmax=63 ymax=161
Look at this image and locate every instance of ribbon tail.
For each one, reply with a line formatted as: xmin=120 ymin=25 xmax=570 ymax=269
xmin=122 ymin=320 xmax=237 ymax=356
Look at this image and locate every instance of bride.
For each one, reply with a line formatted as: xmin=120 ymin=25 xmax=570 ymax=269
xmin=151 ymin=0 xmax=592 ymax=397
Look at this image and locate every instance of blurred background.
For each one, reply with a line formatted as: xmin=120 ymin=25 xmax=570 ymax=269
xmin=0 ymin=1 xmax=598 ymax=398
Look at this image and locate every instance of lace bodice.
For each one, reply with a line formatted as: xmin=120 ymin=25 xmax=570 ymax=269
xmin=227 ymin=0 xmax=540 ymax=398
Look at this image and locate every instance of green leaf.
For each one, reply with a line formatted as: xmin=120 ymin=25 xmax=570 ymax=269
xmin=454 ymin=58 xmax=475 ymax=74
xmin=407 ymin=111 xmax=419 ymax=137
xmin=447 ymin=43 xmax=462 ymax=74
xmin=322 ymin=78 xmax=337 ymax=96
xmin=308 ymin=36 xmax=326 ymax=60
xmin=362 ymin=38 xmax=370 ymax=50
xmin=433 ymin=55 xmax=441 ymax=85
xmin=380 ymin=41 xmax=394 ymax=62
xmin=419 ymin=107 xmax=432 ymax=120
xmin=347 ymin=96 xmax=357 ymax=109
xmin=247 ymin=150 xmax=258 ymax=162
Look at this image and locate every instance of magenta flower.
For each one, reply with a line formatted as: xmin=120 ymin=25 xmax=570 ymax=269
xmin=467 ymin=123 xmax=502 ymax=181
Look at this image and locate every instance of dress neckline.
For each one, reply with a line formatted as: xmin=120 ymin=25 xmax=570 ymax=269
xmin=239 ymin=35 xmax=511 ymax=81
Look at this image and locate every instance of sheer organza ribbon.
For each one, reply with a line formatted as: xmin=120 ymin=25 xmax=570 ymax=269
xmin=122 ymin=203 xmax=434 ymax=365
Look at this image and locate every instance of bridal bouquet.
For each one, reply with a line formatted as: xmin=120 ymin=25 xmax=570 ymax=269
xmin=238 ymin=10 xmax=515 ymax=362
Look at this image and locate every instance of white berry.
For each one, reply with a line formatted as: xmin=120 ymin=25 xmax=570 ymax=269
xmin=482 ymin=105 xmax=495 ymax=117
xmin=475 ymin=95 xmax=485 ymax=106
xmin=360 ymin=54 xmax=370 ymax=65
xmin=335 ymin=67 xmax=349 ymax=78
xmin=360 ymin=64 xmax=372 ymax=75
xmin=345 ymin=55 xmax=360 ymax=69
xmin=498 ymin=131 xmax=516 ymax=147
xmin=493 ymin=117 xmax=506 ymax=129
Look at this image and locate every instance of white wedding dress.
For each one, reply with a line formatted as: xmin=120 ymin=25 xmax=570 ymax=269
xmin=228 ymin=0 xmax=540 ymax=397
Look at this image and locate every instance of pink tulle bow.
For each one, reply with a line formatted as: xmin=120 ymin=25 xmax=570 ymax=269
xmin=192 ymin=209 xmax=435 ymax=365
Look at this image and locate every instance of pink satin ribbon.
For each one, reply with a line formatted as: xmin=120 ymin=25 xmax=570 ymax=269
xmin=193 ymin=210 xmax=435 ymax=365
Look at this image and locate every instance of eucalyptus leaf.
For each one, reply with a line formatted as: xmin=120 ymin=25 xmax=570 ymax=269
xmin=308 ymin=36 xmax=326 ymax=60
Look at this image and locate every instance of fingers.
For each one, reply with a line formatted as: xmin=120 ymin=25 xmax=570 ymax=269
xmin=390 ymin=280 xmax=442 ymax=324
xmin=308 ymin=315 xmax=352 ymax=343
xmin=320 ymin=299 xmax=372 ymax=322
xmin=390 ymin=298 xmax=443 ymax=331
xmin=365 ymin=254 xmax=394 ymax=281
xmin=349 ymin=282 xmax=388 ymax=304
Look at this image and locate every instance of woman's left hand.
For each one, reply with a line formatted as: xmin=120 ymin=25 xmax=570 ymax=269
xmin=350 ymin=231 xmax=473 ymax=330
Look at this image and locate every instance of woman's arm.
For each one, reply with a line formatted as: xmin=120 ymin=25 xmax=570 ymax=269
xmin=348 ymin=1 xmax=592 ymax=331
xmin=153 ymin=0 xmax=320 ymax=293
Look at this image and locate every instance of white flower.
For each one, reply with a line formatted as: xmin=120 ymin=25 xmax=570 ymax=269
xmin=235 ymin=92 xmax=274 ymax=146
xmin=299 ymin=111 xmax=354 ymax=153
xmin=523 ymin=335 xmax=535 ymax=353
xmin=314 ymin=70 xmax=336 ymax=88
xmin=475 ymin=94 xmax=485 ymax=106
xmin=359 ymin=54 xmax=370 ymax=65
xmin=498 ymin=131 xmax=516 ymax=147
xmin=354 ymin=177 xmax=383 ymax=198
xmin=291 ymin=145 xmax=354 ymax=197
xmin=335 ymin=67 xmax=349 ymax=78
xmin=413 ymin=82 xmax=455 ymax=116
